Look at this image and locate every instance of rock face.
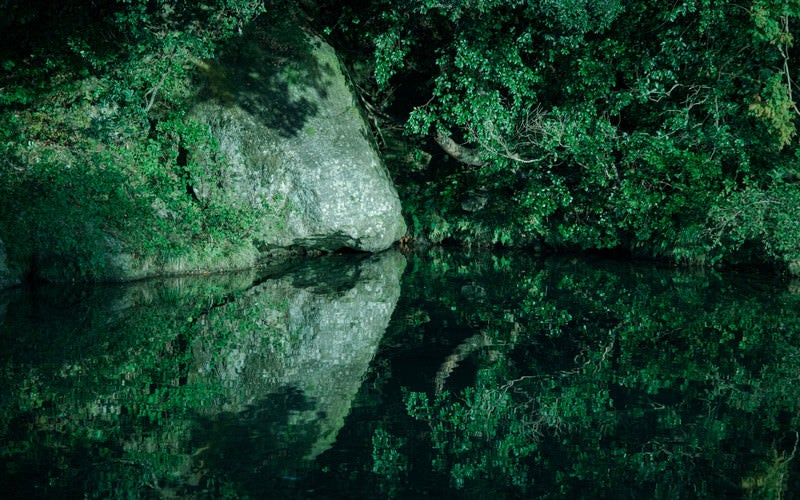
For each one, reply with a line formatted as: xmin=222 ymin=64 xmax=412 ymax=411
xmin=190 ymin=20 xmax=406 ymax=252
xmin=0 ymin=14 xmax=405 ymax=284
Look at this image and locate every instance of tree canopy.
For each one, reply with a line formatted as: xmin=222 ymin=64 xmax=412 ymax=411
xmin=315 ymin=0 xmax=800 ymax=271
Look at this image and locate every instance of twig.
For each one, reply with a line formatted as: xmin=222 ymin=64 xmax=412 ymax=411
xmin=143 ymin=70 xmax=168 ymax=113
xmin=143 ymin=45 xmax=177 ymax=113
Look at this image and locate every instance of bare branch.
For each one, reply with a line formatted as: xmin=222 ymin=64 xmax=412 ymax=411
xmin=434 ymin=129 xmax=486 ymax=167
xmin=143 ymin=45 xmax=177 ymax=113
xmin=143 ymin=70 xmax=168 ymax=113
xmin=779 ymin=15 xmax=800 ymax=116
xmin=467 ymin=106 xmax=564 ymax=165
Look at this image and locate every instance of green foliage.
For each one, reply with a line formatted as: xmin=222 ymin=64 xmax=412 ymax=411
xmin=325 ymin=0 xmax=800 ymax=270
xmin=0 ymin=0 xmax=281 ymax=281
xmin=373 ymin=25 xmax=411 ymax=90
xmin=749 ymin=73 xmax=797 ymax=149
xmin=371 ymin=427 xmax=408 ymax=497
xmin=708 ymin=180 xmax=800 ymax=266
xmin=391 ymin=250 xmax=800 ymax=496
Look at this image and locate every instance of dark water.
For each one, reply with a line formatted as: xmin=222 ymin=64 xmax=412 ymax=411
xmin=2 ymin=248 xmax=800 ymax=498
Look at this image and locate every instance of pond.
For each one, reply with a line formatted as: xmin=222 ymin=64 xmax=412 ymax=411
xmin=2 ymin=248 xmax=800 ymax=498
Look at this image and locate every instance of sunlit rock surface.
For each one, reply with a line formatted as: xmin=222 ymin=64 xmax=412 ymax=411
xmin=0 ymin=14 xmax=404 ymax=284
xmin=190 ymin=18 xmax=406 ymax=252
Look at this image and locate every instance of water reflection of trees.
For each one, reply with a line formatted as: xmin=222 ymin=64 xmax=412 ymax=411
xmin=3 ymin=249 xmax=799 ymax=497
xmin=386 ymin=250 xmax=800 ymax=498
xmin=0 ymin=250 xmax=404 ymax=498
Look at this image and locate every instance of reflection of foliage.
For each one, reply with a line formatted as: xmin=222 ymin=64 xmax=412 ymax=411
xmin=0 ymin=277 xmax=246 ymax=497
xmin=4 ymin=249 xmax=800 ymax=497
xmin=371 ymin=427 xmax=408 ymax=498
xmin=0 ymin=270 xmax=296 ymax=497
xmin=0 ymin=251 xmax=403 ymax=497
xmin=742 ymin=437 xmax=798 ymax=499
xmin=190 ymin=387 xmax=323 ymax=497
xmin=395 ymin=250 xmax=800 ymax=497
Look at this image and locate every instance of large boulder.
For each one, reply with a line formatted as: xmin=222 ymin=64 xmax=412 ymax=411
xmin=189 ymin=19 xmax=406 ymax=253
xmin=0 ymin=14 xmax=404 ymax=283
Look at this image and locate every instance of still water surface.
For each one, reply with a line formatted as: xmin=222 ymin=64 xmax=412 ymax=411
xmin=2 ymin=248 xmax=800 ymax=498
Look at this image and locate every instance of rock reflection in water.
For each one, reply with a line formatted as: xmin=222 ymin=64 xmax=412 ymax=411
xmin=0 ymin=250 xmax=405 ymax=498
xmin=191 ymin=250 xmax=406 ymax=459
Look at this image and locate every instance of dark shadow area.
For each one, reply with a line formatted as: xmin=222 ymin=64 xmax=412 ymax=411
xmin=246 ymin=251 xmax=369 ymax=295
xmin=187 ymin=388 xmax=322 ymax=498
xmin=0 ymin=0 xmax=121 ymax=81
xmin=201 ymin=7 xmax=336 ymax=138
xmin=284 ymin=253 xmax=367 ymax=294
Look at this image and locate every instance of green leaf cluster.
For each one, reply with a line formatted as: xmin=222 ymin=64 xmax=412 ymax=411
xmin=324 ymin=0 xmax=800 ymax=271
xmin=392 ymin=250 xmax=800 ymax=496
xmin=0 ymin=1 xmax=281 ymax=280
